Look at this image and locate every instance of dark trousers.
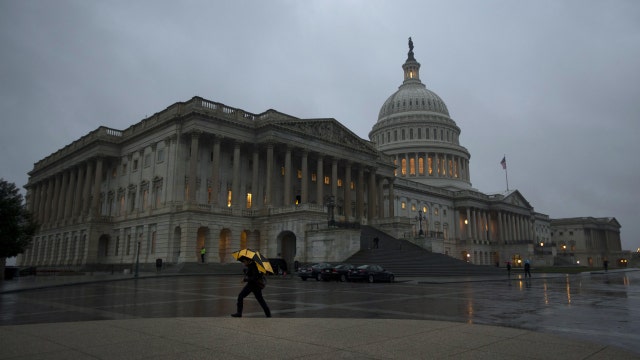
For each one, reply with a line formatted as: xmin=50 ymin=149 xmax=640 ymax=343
xmin=236 ymin=283 xmax=270 ymax=317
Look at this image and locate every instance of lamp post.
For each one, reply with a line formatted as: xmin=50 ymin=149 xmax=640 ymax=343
xmin=415 ymin=210 xmax=424 ymax=236
xmin=134 ymin=241 xmax=141 ymax=278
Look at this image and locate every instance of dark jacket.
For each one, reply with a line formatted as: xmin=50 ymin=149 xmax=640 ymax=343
xmin=243 ymin=261 xmax=263 ymax=287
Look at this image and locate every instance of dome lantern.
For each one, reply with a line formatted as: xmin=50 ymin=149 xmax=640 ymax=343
xmin=403 ymin=37 xmax=421 ymax=84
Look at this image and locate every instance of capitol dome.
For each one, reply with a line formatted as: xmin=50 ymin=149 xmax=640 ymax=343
xmin=378 ymin=85 xmax=449 ymax=120
xmin=369 ymin=38 xmax=472 ymax=191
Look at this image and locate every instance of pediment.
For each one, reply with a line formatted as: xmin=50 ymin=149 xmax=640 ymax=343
xmin=502 ymin=190 xmax=532 ymax=209
xmin=272 ymin=118 xmax=377 ymax=154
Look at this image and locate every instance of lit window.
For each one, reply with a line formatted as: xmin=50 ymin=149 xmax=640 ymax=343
xmin=401 ymin=159 xmax=407 ymax=175
xmin=246 ymin=193 xmax=252 ymax=209
xmin=350 ymin=181 xmax=355 ymax=190
xmin=427 ymin=157 xmax=433 ymax=175
xmin=409 ymin=158 xmax=415 ymax=175
xmin=435 ymin=208 xmax=439 ymax=215
xmin=418 ymin=157 xmax=424 ymax=175
xmin=297 ymin=170 xmax=302 ymax=179
xmin=281 ymin=167 xmax=285 ymax=176
xmin=401 ymin=202 xmax=406 ymax=209
xmin=337 ymin=179 xmax=343 ymax=187
xmin=324 ymin=176 xmax=330 ymax=185
xmin=311 ymin=173 xmax=317 ymax=182
xmin=423 ymin=206 xmax=427 ymax=213
xmin=411 ymin=204 xmax=416 ymax=211
xmin=227 ymin=190 xmax=232 ymax=207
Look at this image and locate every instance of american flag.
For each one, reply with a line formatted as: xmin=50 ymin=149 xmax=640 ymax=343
xmin=500 ymin=156 xmax=507 ymax=170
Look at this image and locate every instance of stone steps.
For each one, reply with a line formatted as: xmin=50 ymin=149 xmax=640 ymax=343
xmin=346 ymin=226 xmax=505 ymax=277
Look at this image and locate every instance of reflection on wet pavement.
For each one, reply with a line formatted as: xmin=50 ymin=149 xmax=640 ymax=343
xmin=1 ymin=270 xmax=638 ymax=354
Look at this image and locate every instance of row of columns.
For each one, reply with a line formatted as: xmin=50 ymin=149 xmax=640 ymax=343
xmin=497 ymin=212 xmax=535 ymax=243
xmin=29 ymin=158 xmax=104 ymax=226
xmin=394 ymin=152 xmax=470 ymax=181
xmin=22 ymin=233 xmax=87 ymax=266
xmin=193 ymin=133 xmax=394 ymax=221
xmin=458 ymin=208 xmax=535 ymax=243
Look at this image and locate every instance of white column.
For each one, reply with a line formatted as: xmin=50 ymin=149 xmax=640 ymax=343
xmin=265 ymin=143 xmax=274 ymax=206
xmin=344 ymin=161 xmax=351 ymax=220
xmin=301 ymin=150 xmax=308 ymax=204
xmin=316 ymin=155 xmax=324 ymax=204
xmin=211 ymin=136 xmax=221 ymax=205
xmin=283 ymin=146 xmax=292 ymax=205
xmin=232 ymin=141 xmax=241 ymax=207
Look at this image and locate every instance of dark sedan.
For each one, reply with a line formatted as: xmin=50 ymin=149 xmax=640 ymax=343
xmin=320 ymin=263 xmax=356 ymax=282
xmin=298 ymin=262 xmax=332 ymax=281
xmin=348 ymin=264 xmax=395 ymax=283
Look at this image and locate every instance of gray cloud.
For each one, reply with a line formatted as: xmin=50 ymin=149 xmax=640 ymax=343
xmin=1 ymin=0 xmax=638 ymax=251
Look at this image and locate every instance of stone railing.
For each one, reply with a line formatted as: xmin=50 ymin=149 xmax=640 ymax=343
xmin=32 ymin=126 xmax=124 ymax=171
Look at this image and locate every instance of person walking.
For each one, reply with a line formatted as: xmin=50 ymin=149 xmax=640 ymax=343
xmin=506 ymin=261 xmax=511 ymax=277
xmin=524 ymin=259 xmax=531 ymax=278
xmin=200 ymin=247 xmax=206 ymax=263
xmin=231 ymin=256 xmax=271 ymax=318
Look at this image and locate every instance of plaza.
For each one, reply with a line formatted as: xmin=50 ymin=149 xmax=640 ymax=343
xmin=1 ymin=270 xmax=639 ymax=358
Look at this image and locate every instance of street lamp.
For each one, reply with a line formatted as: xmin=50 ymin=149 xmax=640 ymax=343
xmin=415 ymin=210 xmax=424 ymax=236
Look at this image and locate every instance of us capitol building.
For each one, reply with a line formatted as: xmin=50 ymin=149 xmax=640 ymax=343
xmin=18 ymin=41 xmax=624 ymax=270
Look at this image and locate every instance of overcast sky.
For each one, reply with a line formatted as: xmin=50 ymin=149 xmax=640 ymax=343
xmin=1 ymin=0 xmax=639 ymax=252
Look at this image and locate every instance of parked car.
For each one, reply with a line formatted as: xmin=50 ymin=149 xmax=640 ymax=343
xmin=348 ymin=264 xmax=395 ymax=283
xmin=298 ymin=263 xmax=332 ymax=281
xmin=320 ymin=263 xmax=356 ymax=282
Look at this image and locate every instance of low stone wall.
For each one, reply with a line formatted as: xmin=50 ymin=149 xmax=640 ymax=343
xmin=303 ymin=228 xmax=361 ymax=263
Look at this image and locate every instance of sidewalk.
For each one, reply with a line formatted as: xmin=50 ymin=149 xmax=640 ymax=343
xmin=1 ymin=317 xmax=637 ymax=359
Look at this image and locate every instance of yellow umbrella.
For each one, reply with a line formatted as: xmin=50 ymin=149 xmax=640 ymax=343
xmin=231 ymin=249 xmax=274 ymax=274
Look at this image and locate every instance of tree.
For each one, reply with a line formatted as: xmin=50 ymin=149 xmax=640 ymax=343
xmin=0 ymin=178 xmax=38 ymax=281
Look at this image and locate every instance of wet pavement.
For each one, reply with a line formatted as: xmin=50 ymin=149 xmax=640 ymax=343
xmin=1 ymin=269 xmax=639 ymax=358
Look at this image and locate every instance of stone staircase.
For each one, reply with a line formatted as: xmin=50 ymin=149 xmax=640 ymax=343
xmin=345 ymin=226 xmax=506 ymax=277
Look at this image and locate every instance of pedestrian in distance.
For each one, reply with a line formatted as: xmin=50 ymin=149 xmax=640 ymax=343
xmin=524 ymin=259 xmax=531 ymax=278
xmin=373 ymin=237 xmax=379 ymax=249
xmin=506 ymin=261 xmax=511 ymax=277
xmin=231 ymin=256 xmax=271 ymax=318
xmin=200 ymin=246 xmax=206 ymax=263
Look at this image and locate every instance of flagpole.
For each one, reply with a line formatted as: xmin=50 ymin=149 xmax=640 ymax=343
xmin=505 ymin=166 xmax=509 ymax=192
xmin=503 ymin=154 xmax=509 ymax=191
